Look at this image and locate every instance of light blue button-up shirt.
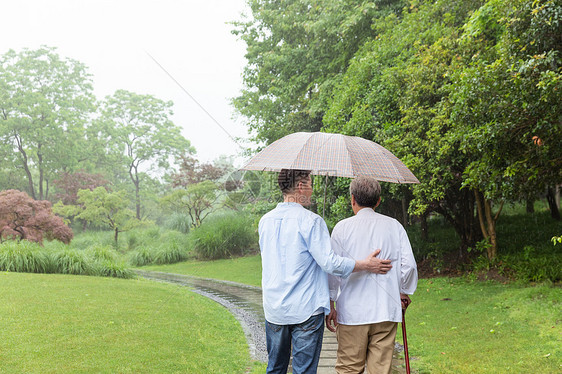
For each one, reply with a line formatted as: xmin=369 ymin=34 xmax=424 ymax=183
xmin=258 ymin=202 xmax=355 ymax=325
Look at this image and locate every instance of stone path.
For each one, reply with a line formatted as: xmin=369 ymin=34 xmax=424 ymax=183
xmin=135 ymin=270 xmax=407 ymax=373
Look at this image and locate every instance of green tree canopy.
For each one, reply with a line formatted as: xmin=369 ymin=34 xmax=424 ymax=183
xmin=0 ymin=46 xmax=95 ymax=200
xmin=98 ymin=90 xmax=195 ymax=219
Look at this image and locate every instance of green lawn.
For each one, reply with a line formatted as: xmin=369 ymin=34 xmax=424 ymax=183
xmin=0 ymin=272 xmax=258 ymax=373
xmin=142 ymin=254 xmax=263 ymax=287
xmin=403 ymin=278 xmax=560 ymax=373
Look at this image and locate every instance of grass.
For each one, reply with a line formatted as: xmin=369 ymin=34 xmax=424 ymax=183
xmin=0 ymin=272 xmax=258 ymax=373
xmin=403 ymin=278 xmax=561 ymax=373
xmin=142 ymin=254 xmax=263 ymax=287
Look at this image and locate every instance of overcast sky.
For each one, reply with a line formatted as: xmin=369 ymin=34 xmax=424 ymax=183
xmin=1 ymin=0 xmax=252 ymax=164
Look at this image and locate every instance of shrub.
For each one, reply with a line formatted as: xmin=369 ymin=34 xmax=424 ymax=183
xmin=1 ymin=239 xmax=134 ymax=279
xmin=86 ymin=245 xmax=119 ymax=262
xmin=94 ymin=260 xmax=135 ymax=279
xmin=153 ymin=240 xmax=189 ymax=265
xmin=164 ymin=212 xmax=191 ymax=234
xmin=0 ymin=241 xmax=53 ymax=273
xmin=127 ymin=247 xmax=155 ymax=267
xmin=500 ymin=246 xmax=561 ymax=282
xmin=51 ymin=249 xmax=95 ymax=275
xmin=0 ymin=189 xmax=73 ymax=244
xmin=191 ymin=213 xmax=258 ymax=260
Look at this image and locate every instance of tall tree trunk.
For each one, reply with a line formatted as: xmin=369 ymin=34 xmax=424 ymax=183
xmin=129 ymin=163 xmax=141 ymax=220
xmin=38 ymin=143 xmax=44 ymax=200
xmin=15 ymin=134 xmax=36 ymax=199
xmin=114 ymin=227 xmax=119 ymax=244
xmin=526 ymin=199 xmax=535 ymax=213
xmin=546 ymin=187 xmax=561 ymax=220
xmin=474 ymin=190 xmax=504 ymax=260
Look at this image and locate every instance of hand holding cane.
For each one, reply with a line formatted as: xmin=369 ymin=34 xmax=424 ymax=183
xmin=401 ymin=295 xmax=411 ymax=374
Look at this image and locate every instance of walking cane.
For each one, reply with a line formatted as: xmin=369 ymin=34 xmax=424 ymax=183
xmin=402 ymin=308 xmax=411 ymax=374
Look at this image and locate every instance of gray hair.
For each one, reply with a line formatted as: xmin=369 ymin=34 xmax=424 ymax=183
xmin=350 ymin=176 xmax=381 ymax=207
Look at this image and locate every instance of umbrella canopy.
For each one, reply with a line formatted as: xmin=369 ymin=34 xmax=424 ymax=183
xmin=241 ymin=132 xmax=419 ymax=184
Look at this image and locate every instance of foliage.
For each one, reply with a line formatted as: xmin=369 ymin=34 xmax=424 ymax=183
xmin=161 ymin=181 xmax=221 ymax=227
xmin=127 ymin=246 xmax=156 ymax=267
xmin=0 ymin=240 xmax=133 ymax=279
xmin=85 ymin=244 xmax=119 ymax=262
xmin=171 ymin=153 xmax=230 ymax=187
xmin=76 ymin=187 xmax=142 ymax=244
xmin=50 ymin=248 xmax=95 ymax=275
xmin=163 ymin=212 xmax=192 ymax=234
xmin=94 ymin=260 xmax=134 ymax=279
xmin=0 ymin=47 xmax=95 ymax=200
xmin=0 ymin=189 xmax=73 ymax=244
xmin=0 ymin=240 xmax=53 ymax=273
xmin=153 ymin=244 xmax=190 ymax=265
xmin=500 ymin=245 xmax=560 ymax=282
xmin=190 ymin=212 xmax=258 ymax=260
xmin=232 ymin=0 xmax=406 ymax=145
xmin=98 ymin=89 xmax=194 ymax=219
xmin=52 ymin=171 xmax=108 ymax=205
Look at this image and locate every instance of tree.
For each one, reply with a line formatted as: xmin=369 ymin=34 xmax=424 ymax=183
xmin=52 ymin=171 xmax=108 ymax=205
xmin=76 ymin=187 xmax=140 ymax=244
xmin=449 ymin=0 xmax=562 ymax=258
xmin=171 ymin=154 xmax=229 ymax=187
xmin=324 ymin=0 xmax=484 ymax=252
xmin=232 ymin=0 xmax=406 ymax=145
xmin=160 ymin=181 xmax=220 ymax=227
xmin=98 ymin=90 xmax=194 ymax=219
xmin=0 ymin=190 xmax=73 ymax=244
xmin=0 ymin=46 xmax=95 ymax=200
xmin=51 ymin=171 xmax=109 ymax=230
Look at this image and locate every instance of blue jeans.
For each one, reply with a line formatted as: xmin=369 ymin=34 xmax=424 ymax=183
xmin=265 ymin=313 xmax=325 ymax=374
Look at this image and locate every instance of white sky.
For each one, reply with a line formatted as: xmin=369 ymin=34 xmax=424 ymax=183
xmin=1 ymin=0 xmax=252 ymax=165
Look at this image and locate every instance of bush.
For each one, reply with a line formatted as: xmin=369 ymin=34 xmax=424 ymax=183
xmin=191 ymin=213 xmax=258 ymax=260
xmin=500 ymin=246 xmax=561 ymax=282
xmin=0 ymin=241 xmax=53 ymax=273
xmin=127 ymin=247 xmax=155 ymax=267
xmin=85 ymin=245 xmax=119 ymax=262
xmin=1 ymin=240 xmax=134 ymax=279
xmin=51 ymin=249 xmax=95 ymax=275
xmin=154 ymin=231 xmax=190 ymax=264
xmin=95 ymin=260 xmax=135 ymax=279
xmin=164 ymin=212 xmax=191 ymax=234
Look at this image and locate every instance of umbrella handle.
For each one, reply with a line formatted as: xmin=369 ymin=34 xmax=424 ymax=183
xmin=402 ymin=308 xmax=411 ymax=374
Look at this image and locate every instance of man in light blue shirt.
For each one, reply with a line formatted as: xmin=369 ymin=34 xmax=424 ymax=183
xmin=259 ymin=169 xmax=392 ymax=374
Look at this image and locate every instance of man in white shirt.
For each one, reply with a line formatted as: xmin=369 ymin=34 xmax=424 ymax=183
xmin=326 ymin=176 xmax=418 ymax=374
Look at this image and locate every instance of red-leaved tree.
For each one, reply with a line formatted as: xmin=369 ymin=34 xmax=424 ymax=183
xmin=0 ymin=190 xmax=73 ymax=244
xmin=53 ymin=171 xmax=108 ymax=205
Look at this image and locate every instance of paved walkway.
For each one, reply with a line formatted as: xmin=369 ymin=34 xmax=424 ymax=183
xmin=135 ymin=270 xmax=407 ymax=373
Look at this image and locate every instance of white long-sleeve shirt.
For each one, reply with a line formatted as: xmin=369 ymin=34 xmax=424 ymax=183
xmin=328 ymin=208 xmax=418 ymax=324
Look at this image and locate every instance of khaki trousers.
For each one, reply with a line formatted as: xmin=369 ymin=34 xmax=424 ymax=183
xmin=335 ymin=321 xmax=397 ymax=374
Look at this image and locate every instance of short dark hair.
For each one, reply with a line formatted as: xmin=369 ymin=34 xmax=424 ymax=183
xmin=278 ymin=169 xmax=311 ymax=194
xmin=350 ymin=176 xmax=381 ymax=208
